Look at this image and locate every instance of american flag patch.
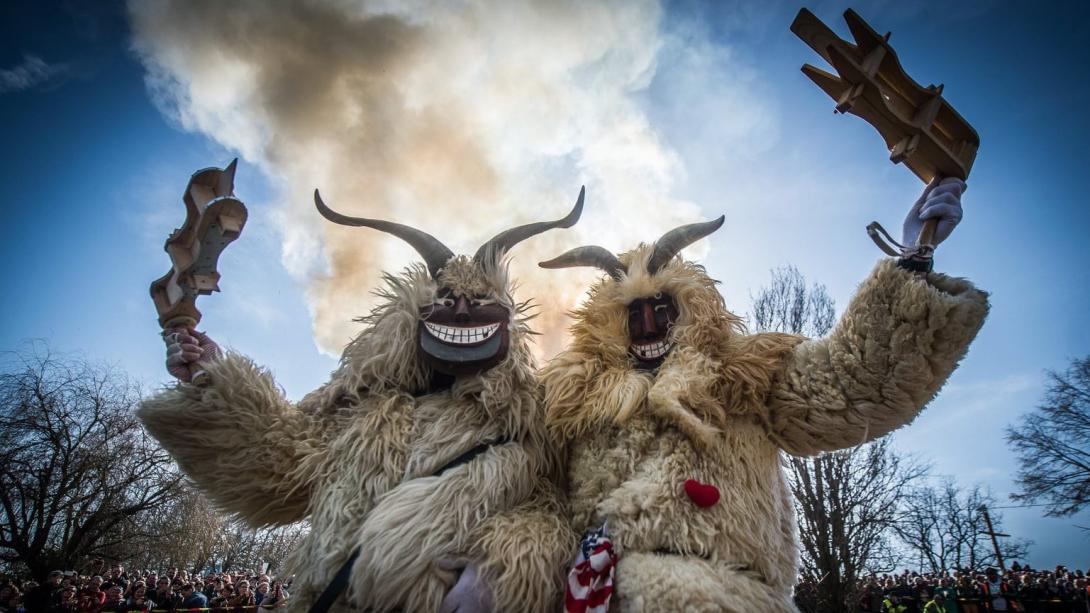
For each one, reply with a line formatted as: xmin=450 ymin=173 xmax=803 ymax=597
xmin=564 ymin=524 xmax=617 ymax=613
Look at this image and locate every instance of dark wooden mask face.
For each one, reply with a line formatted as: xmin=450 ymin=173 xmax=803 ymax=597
xmin=626 ymin=292 xmax=678 ymax=370
xmin=417 ymin=288 xmax=510 ymax=376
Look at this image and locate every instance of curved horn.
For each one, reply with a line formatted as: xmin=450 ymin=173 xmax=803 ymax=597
xmin=646 ymin=215 xmax=725 ymax=274
xmin=473 ymin=186 xmax=585 ymax=263
xmin=314 ymin=189 xmax=455 ymax=279
xmin=539 ymin=245 xmax=625 ymax=281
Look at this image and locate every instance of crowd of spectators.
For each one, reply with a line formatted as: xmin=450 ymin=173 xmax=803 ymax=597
xmin=795 ymin=562 xmax=1090 ymax=613
xmin=0 ymin=561 xmax=290 ymax=613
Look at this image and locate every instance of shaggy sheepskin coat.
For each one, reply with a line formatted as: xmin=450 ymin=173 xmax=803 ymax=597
xmin=139 ymin=256 xmax=575 ymax=613
xmin=540 ymin=249 xmax=989 ymax=613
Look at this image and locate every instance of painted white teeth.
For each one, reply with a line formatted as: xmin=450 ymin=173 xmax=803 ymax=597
xmin=630 ymin=339 xmax=671 ymax=360
xmin=424 ymin=322 xmax=501 ymax=345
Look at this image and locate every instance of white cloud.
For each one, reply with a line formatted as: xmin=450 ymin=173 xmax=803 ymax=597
xmin=0 ymin=55 xmax=68 ymax=93
xmin=127 ymin=0 xmax=782 ymax=357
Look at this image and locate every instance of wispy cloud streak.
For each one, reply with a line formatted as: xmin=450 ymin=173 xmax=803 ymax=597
xmin=0 ymin=55 xmax=69 ymax=93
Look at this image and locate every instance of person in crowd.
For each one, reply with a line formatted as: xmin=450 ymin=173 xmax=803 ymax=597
xmin=884 ymin=593 xmax=909 ymax=613
xmin=922 ymin=592 xmax=946 ymax=613
xmin=889 ymin=576 xmax=919 ymax=613
xmin=253 ymin=582 xmax=268 ymax=607
xmin=981 ymin=567 xmax=1011 ymax=612
xmin=257 ymin=583 xmax=287 ymax=610
xmin=148 ymin=578 xmax=172 ymax=608
xmin=25 ymin=571 xmax=63 ymax=613
xmin=228 ymin=582 xmax=254 ymax=610
xmin=54 ymin=586 xmax=79 ymax=613
xmin=209 ymin=585 xmax=232 ymax=610
xmin=862 ymin=575 xmax=886 ymax=613
xmin=100 ymin=586 xmax=126 ymax=613
xmin=792 ymin=575 xmax=817 ymax=613
xmin=957 ymin=575 xmax=983 ymax=613
xmin=123 ymin=583 xmax=154 ymax=613
xmin=179 ymin=583 xmax=208 ymax=610
xmin=102 ymin=567 xmax=127 ymax=594
xmin=77 ymin=578 xmax=105 ymax=613
xmin=0 ymin=585 xmax=22 ymax=613
xmin=935 ymin=577 xmax=958 ymax=613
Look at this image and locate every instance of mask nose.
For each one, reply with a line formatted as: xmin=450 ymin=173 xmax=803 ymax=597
xmin=641 ymin=302 xmax=658 ymax=337
xmin=454 ymin=296 xmax=471 ymax=322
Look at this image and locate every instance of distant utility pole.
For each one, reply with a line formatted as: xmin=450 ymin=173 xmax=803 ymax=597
xmin=979 ymin=505 xmax=1011 ymax=570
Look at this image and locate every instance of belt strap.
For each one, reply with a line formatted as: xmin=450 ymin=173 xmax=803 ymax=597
xmin=435 ymin=436 xmax=510 ymax=475
xmin=306 ymin=547 xmax=359 ymax=613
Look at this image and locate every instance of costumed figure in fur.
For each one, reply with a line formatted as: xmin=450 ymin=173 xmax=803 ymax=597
xmin=138 ymin=186 xmax=587 ymax=612
xmin=539 ymin=178 xmax=988 ymax=612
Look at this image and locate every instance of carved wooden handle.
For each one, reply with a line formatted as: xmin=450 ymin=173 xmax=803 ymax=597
xmin=915 ymin=171 xmax=948 ymax=250
xmin=151 ymin=160 xmax=246 ymax=387
xmin=917 ymin=218 xmax=938 ymax=249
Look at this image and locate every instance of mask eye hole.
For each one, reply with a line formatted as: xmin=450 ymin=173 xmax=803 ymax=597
xmin=470 ymin=296 xmax=495 ymax=307
xmin=434 ymin=288 xmax=455 ymax=308
xmin=653 ymin=304 xmax=669 ymax=312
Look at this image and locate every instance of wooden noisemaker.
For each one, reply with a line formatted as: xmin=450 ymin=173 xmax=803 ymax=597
xmin=150 ymin=160 xmax=248 ymax=385
xmin=790 ymin=8 xmax=980 ymax=251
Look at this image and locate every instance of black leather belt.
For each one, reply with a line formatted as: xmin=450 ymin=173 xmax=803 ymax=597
xmin=306 ymin=436 xmax=512 ymax=613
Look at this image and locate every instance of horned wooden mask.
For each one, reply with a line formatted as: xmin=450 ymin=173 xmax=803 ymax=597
xmin=316 ymin=187 xmax=584 ymax=376
xmin=539 ymin=216 xmax=723 ymax=369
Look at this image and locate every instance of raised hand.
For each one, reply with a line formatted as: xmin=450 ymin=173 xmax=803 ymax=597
xmin=902 ymin=176 xmax=966 ymax=250
xmin=163 ymin=327 xmax=223 ymax=383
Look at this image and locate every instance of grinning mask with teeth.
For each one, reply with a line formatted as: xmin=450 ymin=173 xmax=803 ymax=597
xmin=626 ymin=292 xmax=679 ymax=369
xmin=416 ymin=259 xmax=512 ymax=376
xmin=315 ymin=187 xmax=583 ymax=380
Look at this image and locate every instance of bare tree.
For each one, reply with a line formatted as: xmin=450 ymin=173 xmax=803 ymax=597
xmin=751 ymin=266 xmax=925 ymax=613
xmin=127 ymin=482 xmax=308 ymax=574
xmin=1006 ymin=355 xmax=1090 ymax=517
xmin=896 ymin=479 xmax=1030 ymax=573
xmin=125 ymin=482 xmax=225 ymax=572
xmin=750 ymin=265 xmax=835 ymax=340
xmin=216 ymin=521 xmax=308 ymax=574
xmin=0 ymin=347 xmax=182 ymax=579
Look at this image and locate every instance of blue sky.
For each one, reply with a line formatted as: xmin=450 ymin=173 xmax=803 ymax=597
xmin=2 ymin=0 xmax=1088 ymax=568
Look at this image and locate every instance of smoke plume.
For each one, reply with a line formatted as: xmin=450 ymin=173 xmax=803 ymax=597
xmin=129 ymin=0 xmax=708 ymax=358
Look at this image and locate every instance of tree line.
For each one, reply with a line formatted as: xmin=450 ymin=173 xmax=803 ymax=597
xmin=0 ymin=346 xmax=305 ymax=580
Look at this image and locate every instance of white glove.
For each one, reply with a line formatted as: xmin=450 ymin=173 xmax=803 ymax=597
xmin=438 ymin=562 xmax=493 ymax=613
xmin=164 ymin=327 xmax=223 ymax=383
xmin=901 ymin=176 xmax=966 ymax=249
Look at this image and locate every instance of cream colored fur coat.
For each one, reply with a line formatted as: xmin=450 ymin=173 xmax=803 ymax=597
xmin=139 ymin=257 xmax=574 ymax=613
xmin=540 ymin=249 xmax=989 ymax=613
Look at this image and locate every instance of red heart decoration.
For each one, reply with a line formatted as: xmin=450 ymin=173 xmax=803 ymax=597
xmin=684 ymin=479 xmax=720 ymax=508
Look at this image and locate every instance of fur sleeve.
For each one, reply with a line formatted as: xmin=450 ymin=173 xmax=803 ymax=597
xmin=137 ymin=353 xmax=326 ymax=526
xmin=765 ymin=259 xmax=989 ymax=456
xmin=471 ymin=489 xmax=577 ymax=613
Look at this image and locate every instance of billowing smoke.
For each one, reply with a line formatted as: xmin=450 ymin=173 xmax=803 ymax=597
xmin=129 ymin=0 xmax=708 ymax=358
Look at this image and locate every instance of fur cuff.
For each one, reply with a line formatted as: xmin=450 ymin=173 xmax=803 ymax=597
xmin=473 ymin=504 xmax=576 ymax=613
